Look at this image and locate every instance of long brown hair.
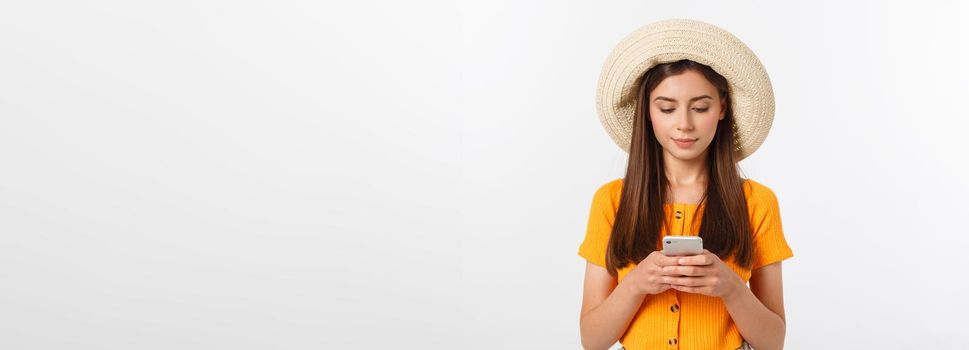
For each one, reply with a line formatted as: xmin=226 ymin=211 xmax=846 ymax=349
xmin=605 ymin=59 xmax=753 ymax=276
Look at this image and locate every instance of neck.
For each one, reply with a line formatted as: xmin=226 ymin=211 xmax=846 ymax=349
xmin=663 ymin=151 xmax=709 ymax=187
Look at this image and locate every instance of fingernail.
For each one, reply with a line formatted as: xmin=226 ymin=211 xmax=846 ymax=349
xmin=679 ymin=259 xmax=685 ymax=264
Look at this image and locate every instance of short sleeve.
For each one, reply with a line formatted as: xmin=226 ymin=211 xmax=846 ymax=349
xmin=578 ymin=180 xmax=619 ymax=268
xmin=747 ymin=182 xmax=794 ymax=270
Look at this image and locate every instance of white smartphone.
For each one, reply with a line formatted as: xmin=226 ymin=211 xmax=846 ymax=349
xmin=662 ymin=236 xmax=703 ymax=256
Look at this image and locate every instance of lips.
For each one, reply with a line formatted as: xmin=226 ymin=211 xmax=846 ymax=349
xmin=672 ymin=137 xmax=697 ymax=148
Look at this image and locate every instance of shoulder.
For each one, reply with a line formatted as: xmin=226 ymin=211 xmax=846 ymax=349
xmin=598 ymin=177 xmax=624 ymax=193
xmin=594 ymin=178 xmax=624 ymax=199
xmin=591 ymin=178 xmax=624 ymax=208
xmin=742 ymin=178 xmax=781 ymax=210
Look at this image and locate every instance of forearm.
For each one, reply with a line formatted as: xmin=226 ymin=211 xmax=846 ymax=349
xmin=580 ymin=281 xmax=648 ymax=350
xmin=722 ymin=285 xmax=786 ymax=350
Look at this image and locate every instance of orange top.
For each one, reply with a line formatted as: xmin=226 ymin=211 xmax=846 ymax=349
xmin=578 ymin=178 xmax=794 ymax=350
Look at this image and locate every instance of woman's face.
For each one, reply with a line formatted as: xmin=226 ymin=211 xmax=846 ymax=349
xmin=648 ymin=69 xmax=726 ymax=162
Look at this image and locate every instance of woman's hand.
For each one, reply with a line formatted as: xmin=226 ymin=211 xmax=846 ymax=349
xmin=661 ymin=249 xmax=745 ymax=299
xmin=621 ymin=251 xmax=681 ymax=296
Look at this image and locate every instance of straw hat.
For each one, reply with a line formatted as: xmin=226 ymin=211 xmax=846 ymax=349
xmin=595 ymin=18 xmax=775 ymax=161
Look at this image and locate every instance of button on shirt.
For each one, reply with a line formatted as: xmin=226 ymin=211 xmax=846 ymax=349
xmin=578 ymin=178 xmax=794 ymax=350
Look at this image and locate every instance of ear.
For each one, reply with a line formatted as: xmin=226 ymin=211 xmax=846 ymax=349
xmin=719 ymin=100 xmax=726 ymax=120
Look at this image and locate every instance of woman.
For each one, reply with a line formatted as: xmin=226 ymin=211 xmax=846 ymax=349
xmin=578 ymin=19 xmax=794 ymax=350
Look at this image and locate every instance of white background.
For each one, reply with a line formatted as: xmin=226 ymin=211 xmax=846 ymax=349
xmin=2 ymin=1 xmax=968 ymax=349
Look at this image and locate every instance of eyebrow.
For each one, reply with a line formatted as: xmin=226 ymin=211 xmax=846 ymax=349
xmin=653 ymin=95 xmax=713 ymax=103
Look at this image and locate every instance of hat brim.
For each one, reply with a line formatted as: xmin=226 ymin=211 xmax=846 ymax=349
xmin=595 ymin=19 xmax=775 ymax=161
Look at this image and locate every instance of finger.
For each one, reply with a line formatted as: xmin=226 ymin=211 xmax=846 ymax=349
xmin=653 ymin=252 xmax=682 ymax=267
xmin=664 ymin=276 xmax=707 ymax=287
xmin=675 ymin=252 xmax=713 ymax=266
xmin=661 ymin=265 xmax=707 ymax=277
xmin=671 ymin=285 xmax=705 ymax=294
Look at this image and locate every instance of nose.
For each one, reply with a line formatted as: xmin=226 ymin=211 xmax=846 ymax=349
xmin=675 ymin=110 xmax=694 ymax=131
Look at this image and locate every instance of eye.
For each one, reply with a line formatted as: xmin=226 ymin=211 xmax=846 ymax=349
xmin=693 ymin=107 xmax=709 ymax=113
xmin=660 ymin=109 xmax=675 ymax=114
